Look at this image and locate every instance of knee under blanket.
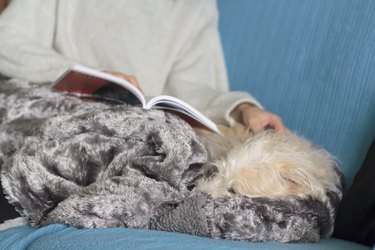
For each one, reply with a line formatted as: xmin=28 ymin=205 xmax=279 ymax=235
xmin=0 ymin=78 xmax=343 ymax=243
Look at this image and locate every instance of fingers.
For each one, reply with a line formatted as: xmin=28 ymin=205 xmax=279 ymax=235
xmin=247 ymin=120 xmax=266 ymax=134
xmin=241 ymin=106 xmax=289 ymax=134
xmin=126 ymin=75 xmax=144 ymax=95
xmin=103 ymin=71 xmax=144 ymax=94
xmin=267 ymin=115 xmax=288 ymax=134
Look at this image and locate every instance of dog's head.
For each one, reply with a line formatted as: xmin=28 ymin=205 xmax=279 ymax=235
xmin=196 ymin=131 xmax=341 ymax=201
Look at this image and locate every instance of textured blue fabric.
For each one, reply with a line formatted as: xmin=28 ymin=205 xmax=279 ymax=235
xmin=217 ymin=0 xmax=375 ymax=187
xmin=0 ymin=225 xmax=371 ymax=250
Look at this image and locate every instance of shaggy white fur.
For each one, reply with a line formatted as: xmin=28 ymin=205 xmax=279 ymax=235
xmin=196 ymin=125 xmax=340 ymax=201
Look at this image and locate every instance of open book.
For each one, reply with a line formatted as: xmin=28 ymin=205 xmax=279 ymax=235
xmin=53 ymin=65 xmax=221 ymax=134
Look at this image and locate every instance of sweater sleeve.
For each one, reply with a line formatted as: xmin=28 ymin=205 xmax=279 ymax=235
xmin=163 ymin=0 xmax=262 ymax=126
xmin=0 ymin=0 xmax=77 ymax=83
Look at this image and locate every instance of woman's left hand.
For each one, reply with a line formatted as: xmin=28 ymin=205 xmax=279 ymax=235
xmin=231 ymin=103 xmax=289 ymax=134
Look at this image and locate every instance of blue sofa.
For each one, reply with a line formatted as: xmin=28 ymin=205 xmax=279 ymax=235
xmin=1 ymin=0 xmax=374 ymax=249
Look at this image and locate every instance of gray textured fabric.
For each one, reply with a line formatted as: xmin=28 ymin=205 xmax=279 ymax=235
xmin=0 ymin=78 xmax=343 ymax=243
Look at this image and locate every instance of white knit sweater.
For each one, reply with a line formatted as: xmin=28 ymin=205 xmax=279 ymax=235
xmin=0 ymin=0 xmax=261 ymax=125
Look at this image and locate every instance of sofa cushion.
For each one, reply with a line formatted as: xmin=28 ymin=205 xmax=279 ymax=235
xmin=0 ymin=224 xmax=372 ymax=250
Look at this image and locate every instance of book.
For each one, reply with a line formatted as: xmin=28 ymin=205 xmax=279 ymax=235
xmin=53 ymin=64 xmax=221 ymax=134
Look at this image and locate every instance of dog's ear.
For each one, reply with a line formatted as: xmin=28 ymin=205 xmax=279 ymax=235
xmin=278 ymin=164 xmax=325 ymax=199
xmin=229 ymin=164 xmax=325 ymax=199
xmin=279 ymin=165 xmax=306 ymax=193
xmin=230 ymin=167 xmax=299 ymax=198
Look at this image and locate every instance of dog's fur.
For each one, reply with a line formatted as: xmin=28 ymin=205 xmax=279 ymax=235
xmin=195 ymin=124 xmax=340 ymax=202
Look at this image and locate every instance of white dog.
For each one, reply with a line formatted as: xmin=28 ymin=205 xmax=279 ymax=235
xmin=195 ymin=124 xmax=340 ymax=202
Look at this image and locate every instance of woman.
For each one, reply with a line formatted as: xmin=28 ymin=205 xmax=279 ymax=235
xmin=0 ymin=0 xmax=286 ymax=132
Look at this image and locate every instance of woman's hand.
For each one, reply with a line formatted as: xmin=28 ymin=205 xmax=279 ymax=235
xmin=231 ymin=103 xmax=288 ymax=133
xmin=103 ymin=70 xmax=144 ymax=94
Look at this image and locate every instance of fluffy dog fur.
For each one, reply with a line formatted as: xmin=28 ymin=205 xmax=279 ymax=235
xmin=195 ymin=124 xmax=340 ymax=202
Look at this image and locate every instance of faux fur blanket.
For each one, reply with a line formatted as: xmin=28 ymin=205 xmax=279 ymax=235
xmin=0 ymin=78 xmax=343 ymax=243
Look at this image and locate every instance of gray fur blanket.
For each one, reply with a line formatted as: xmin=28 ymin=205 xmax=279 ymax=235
xmin=0 ymin=78 xmax=343 ymax=243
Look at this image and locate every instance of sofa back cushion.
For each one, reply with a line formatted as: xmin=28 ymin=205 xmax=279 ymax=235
xmin=217 ymin=0 xmax=375 ymax=187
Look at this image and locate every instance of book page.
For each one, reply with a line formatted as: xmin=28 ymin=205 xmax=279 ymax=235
xmin=146 ymin=95 xmax=221 ymax=134
xmin=53 ymin=65 xmax=146 ymax=107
